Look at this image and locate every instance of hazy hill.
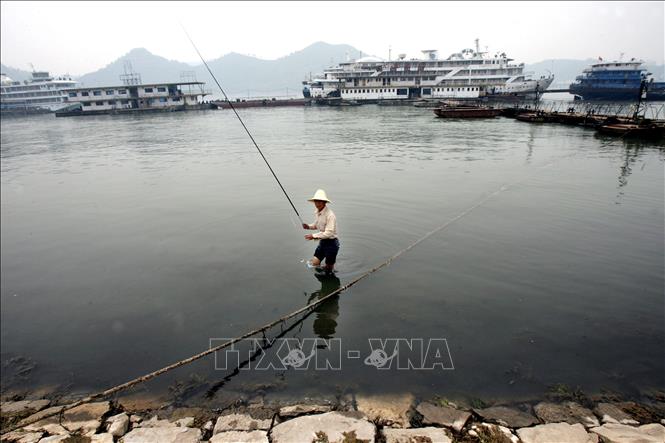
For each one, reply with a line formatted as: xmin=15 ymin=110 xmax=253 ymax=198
xmin=74 ymin=42 xmax=362 ymax=97
xmin=0 ymin=63 xmax=33 ymax=82
xmin=77 ymin=48 xmax=194 ymax=87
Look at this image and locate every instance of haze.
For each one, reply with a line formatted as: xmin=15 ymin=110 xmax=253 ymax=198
xmin=1 ymin=1 xmax=663 ymax=76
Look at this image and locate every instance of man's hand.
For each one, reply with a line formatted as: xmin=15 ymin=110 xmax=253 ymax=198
xmin=302 ymin=223 xmax=310 ymax=230
xmin=305 ymin=234 xmax=314 ymax=240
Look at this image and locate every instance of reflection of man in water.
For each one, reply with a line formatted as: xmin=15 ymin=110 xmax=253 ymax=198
xmin=307 ymin=273 xmax=341 ymax=339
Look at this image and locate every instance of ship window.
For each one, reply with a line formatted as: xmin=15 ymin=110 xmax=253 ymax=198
xmin=106 ymin=90 xmax=114 ymax=95
xmin=144 ymin=88 xmax=153 ymax=93
xmin=93 ymin=91 xmax=102 ymax=96
xmin=95 ymin=101 xmax=104 ymax=105
xmin=108 ymin=100 xmax=115 ymax=105
xmin=157 ymin=87 xmax=166 ymax=92
xmin=121 ymin=100 xmax=129 ymax=105
xmin=81 ymin=91 xmax=89 ymax=96
xmin=118 ymin=90 xmax=127 ymax=94
xmin=83 ymin=102 xmax=91 ymax=107
xmin=68 ymin=92 xmax=77 ymax=97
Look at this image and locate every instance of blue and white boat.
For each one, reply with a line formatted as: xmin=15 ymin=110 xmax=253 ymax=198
xmin=569 ymin=59 xmax=665 ymax=101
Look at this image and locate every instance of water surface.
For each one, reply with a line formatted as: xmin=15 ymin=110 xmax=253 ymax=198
xmin=1 ymin=106 xmax=663 ymax=405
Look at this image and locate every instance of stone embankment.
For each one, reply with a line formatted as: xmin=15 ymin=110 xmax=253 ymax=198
xmin=1 ymin=394 xmax=664 ymax=443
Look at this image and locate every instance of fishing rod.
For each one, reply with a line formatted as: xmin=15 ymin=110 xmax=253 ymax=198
xmin=181 ymin=26 xmax=304 ymax=225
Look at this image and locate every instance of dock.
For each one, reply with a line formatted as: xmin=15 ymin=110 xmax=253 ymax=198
xmin=213 ymin=98 xmax=309 ymax=109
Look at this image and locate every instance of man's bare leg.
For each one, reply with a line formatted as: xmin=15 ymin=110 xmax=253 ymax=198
xmin=310 ymin=257 xmax=321 ymax=266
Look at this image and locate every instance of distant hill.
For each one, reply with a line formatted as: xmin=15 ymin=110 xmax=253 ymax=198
xmin=0 ymin=63 xmax=33 ymax=82
xmin=76 ymin=48 xmax=193 ymax=87
xmin=75 ymin=42 xmax=363 ymax=98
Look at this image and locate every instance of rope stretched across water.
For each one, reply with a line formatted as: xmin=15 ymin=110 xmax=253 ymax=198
xmin=1 ymin=182 xmax=513 ymax=435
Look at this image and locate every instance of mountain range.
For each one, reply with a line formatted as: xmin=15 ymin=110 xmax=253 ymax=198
xmin=3 ymin=42 xmax=664 ymax=98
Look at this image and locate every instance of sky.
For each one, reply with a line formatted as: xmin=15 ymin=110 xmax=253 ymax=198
xmin=1 ymin=1 xmax=663 ymax=76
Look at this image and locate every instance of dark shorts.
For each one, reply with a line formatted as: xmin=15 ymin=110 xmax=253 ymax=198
xmin=314 ymin=238 xmax=340 ymax=265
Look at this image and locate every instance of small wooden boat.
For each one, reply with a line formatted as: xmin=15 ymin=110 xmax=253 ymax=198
xmin=596 ymin=122 xmax=665 ymax=139
xmin=433 ymin=105 xmax=501 ymax=118
xmin=515 ymin=112 xmax=551 ymax=123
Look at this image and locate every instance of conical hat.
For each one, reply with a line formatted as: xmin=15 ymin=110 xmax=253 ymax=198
xmin=308 ymin=189 xmax=331 ymax=203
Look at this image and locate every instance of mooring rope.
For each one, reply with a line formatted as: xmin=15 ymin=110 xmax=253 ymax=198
xmin=2 ymin=175 xmax=522 ymax=435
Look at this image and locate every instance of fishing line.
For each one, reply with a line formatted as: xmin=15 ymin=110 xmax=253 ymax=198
xmin=181 ymin=25 xmax=304 ymax=225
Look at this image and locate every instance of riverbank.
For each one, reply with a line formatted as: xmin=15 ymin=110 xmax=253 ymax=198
xmin=2 ymin=386 xmax=664 ymax=442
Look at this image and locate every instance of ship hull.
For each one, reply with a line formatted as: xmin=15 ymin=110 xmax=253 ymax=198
xmin=570 ymin=86 xmax=665 ymax=101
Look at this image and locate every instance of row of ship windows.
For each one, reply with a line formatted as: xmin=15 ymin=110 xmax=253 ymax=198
xmin=0 ymin=85 xmax=71 ymax=93
xmin=343 ymin=87 xmax=480 ymax=94
xmin=1 ymin=91 xmax=62 ymax=98
xmin=82 ymin=97 xmax=176 ymax=106
xmin=69 ymin=87 xmax=167 ymax=98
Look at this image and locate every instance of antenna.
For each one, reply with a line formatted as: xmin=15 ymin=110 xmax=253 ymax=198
xmin=120 ymin=61 xmax=142 ymax=86
xmin=475 ymin=38 xmax=479 ymax=53
xmin=389 ymin=45 xmax=392 ymax=61
xmin=28 ymin=63 xmax=35 ymax=72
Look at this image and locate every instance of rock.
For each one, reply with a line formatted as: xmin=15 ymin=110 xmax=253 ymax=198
xmin=590 ymin=423 xmax=665 ymax=443
xmin=382 ymin=427 xmax=452 ymax=443
xmin=121 ymin=426 xmax=202 ymax=443
xmin=534 ymin=401 xmax=600 ymax=428
xmin=270 ymin=411 xmax=375 ymax=443
xmin=60 ymin=401 xmax=111 ymax=436
xmin=356 ymin=393 xmax=414 ymax=428
xmin=279 ymin=404 xmax=333 ymax=418
xmin=209 ymin=430 xmax=269 ymax=443
xmin=91 ymin=433 xmax=115 ymax=443
xmin=139 ymin=415 xmax=178 ymax=428
xmin=106 ymin=412 xmax=129 ymax=437
xmin=213 ymin=414 xmax=271 ymax=433
xmin=35 ymin=436 xmax=70 ymax=443
xmin=1 ymin=400 xmax=51 ymax=415
xmin=0 ymin=430 xmax=44 ymax=443
xmin=203 ymin=420 xmax=214 ymax=432
xmin=174 ymin=417 xmax=195 ymax=428
xmin=130 ymin=414 xmax=143 ymax=424
xmin=473 ymin=405 xmax=539 ymax=428
xmin=416 ymin=402 xmax=471 ymax=432
xmin=468 ymin=423 xmax=519 ymax=443
xmin=18 ymin=406 xmax=65 ymax=428
xmin=616 ymin=402 xmax=663 ymax=424
xmin=517 ymin=423 xmax=598 ymax=443
xmin=594 ymin=403 xmax=639 ymax=425
xmin=23 ymin=422 xmax=69 ymax=436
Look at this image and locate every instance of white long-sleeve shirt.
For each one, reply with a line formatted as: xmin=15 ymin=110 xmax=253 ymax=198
xmin=309 ymin=206 xmax=338 ymax=240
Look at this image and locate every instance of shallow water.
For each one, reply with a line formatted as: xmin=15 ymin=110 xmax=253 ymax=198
xmin=1 ymin=106 xmax=663 ymax=405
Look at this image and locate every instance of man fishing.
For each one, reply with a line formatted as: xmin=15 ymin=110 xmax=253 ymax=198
xmin=302 ymin=189 xmax=339 ymax=273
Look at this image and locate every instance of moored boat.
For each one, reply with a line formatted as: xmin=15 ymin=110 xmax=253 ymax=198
xmin=433 ymin=105 xmax=501 ymax=118
xmin=570 ymin=59 xmax=665 ymax=101
xmin=596 ymin=122 xmax=665 ymax=139
xmin=303 ymin=39 xmax=553 ymax=103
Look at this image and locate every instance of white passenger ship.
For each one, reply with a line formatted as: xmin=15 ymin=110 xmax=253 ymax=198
xmin=303 ymin=40 xmax=553 ymax=102
xmin=1 ymin=71 xmax=77 ymax=113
